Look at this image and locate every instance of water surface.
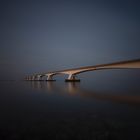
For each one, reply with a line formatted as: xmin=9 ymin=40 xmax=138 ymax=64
xmin=0 ymin=70 xmax=140 ymax=140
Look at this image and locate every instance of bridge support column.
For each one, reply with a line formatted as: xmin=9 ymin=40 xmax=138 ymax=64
xmin=29 ymin=76 xmax=32 ymax=81
xmin=46 ymin=74 xmax=56 ymax=81
xmin=26 ymin=77 xmax=28 ymax=81
xmin=31 ymin=76 xmax=35 ymax=81
xmin=65 ymin=74 xmax=80 ymax=82
xmin=36 ymin=75 xmax=42 ymax=81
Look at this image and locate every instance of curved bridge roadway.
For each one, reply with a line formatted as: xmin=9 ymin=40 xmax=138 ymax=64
xmin=26 ymin=59 xmax=140 ymax=82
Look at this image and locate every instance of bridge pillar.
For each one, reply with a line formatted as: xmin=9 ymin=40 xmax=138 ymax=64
xmin=31 ymin=76 xmax=35 ymax=81
xmin=36 ymin=75 xmax=42 ymax=81
xmin=46 ymin=74 xmax=56 ymax=81
xmin=25 ymin=76 xmax=28 ymax=80
xmin=65 ymin=74 xmax=80 ymax=82
xmin=28 ymin=76 xmax=31 ymax=81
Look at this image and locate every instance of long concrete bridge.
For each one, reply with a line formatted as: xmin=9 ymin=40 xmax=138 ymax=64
xmin=26 ymin=59 xmax=140 ymax=82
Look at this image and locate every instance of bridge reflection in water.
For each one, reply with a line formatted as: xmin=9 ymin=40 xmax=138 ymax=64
xmin=29 ymin=81 xmax=140 ymax=105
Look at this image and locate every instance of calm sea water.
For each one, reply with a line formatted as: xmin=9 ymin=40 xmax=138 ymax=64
xmin=0 ymin=70 xmax=140 ymax=140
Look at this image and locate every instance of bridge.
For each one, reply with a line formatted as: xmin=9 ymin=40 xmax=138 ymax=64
xmin=25 ymin=59 xmax=140 ymax=82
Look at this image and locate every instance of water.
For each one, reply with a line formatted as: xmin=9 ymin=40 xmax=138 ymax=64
xmin=0 ymin=70 xmax=140 ymax=140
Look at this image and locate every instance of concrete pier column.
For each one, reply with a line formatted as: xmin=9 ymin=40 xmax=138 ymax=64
xmin=46 ymin=74 xmax=56 ymax=81
xmin=30 ymin=76 xmax=33 ymax=81
xmin=65 ymin=74 xmax=80 ymax=82
xmin=31 ymin=76 xmax=35 ymax=81
xmin=29 ymin=76 xmax=32 ymax=81
xmin=36 ymin=75 xmax=41 ymax=81
xmin=25 ymin=77 xmax=28 ymax=80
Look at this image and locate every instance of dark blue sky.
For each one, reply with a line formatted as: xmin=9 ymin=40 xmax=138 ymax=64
xmin=1 ymin=0 xmax=140 ymax=80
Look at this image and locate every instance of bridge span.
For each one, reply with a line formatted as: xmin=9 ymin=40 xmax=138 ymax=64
xmin=26 ymin=59 xmax=140 ymax=82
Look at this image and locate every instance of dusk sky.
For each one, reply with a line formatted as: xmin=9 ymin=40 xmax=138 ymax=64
xmin=1 ymin=0 xmax=140 ymax=80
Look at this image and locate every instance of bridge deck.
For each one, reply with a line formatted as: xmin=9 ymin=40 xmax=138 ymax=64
xmin=43 ymin=59 xmax=140 ymax=75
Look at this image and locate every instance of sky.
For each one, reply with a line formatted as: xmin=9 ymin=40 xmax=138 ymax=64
xmin=1 ymin=0 xmax=140 ymax=80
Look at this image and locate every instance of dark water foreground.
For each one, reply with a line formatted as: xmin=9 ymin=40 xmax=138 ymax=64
xmin=0 ymin=72 xmax=140 ymax=140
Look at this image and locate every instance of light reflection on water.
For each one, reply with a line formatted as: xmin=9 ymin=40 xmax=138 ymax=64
xmin=29 ymin=81 xmax=140 ymax=106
